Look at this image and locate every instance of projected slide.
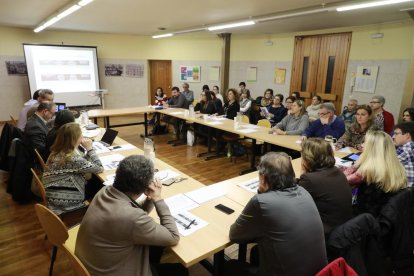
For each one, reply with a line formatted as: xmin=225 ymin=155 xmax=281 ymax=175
xmin=24 ymin=44 xmax=101 ymax=107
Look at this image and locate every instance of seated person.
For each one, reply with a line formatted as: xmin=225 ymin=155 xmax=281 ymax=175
xmin=25 ymin=89 xmax=55 ymax=125
xmin=260 ymin=89 xmax=273 ymax=107
xmin=336 ymin=105 xmax=378 ymax=151
xmin=154 ymin=87 xmax=168 ymax=106
xmin=75 ymin=155 xmax=187 ymax=276
xmin=227 ymin=152 xmax=327 ymax=275
xmin=402 ymin=107 xmax=414 ymax=122
xmin=369 ymin=95 xmax=394 ymax=135
xmin=298 ymin=138 xmax=352 ymax=235
xmin=43 ymin=123 xmax=103 ymax=215
xmin=238 ymin=81 xmax=250 ymax=96
xmin=271 ymin=99 xmax=309 ymax=135
xmin=17 ymin=89 xmax=40 ymax=131
xmin=239 ymin=90 xmax=252 ymax=115
xmin=302 ymin=102 xmax=345 ymax=139
xmin=45 ymin=109 xmax=75 ymax=159
xmin=306 ymin=95 xmax=322 ymax=123
xmin=212 ymin=85 xmax=224 ymax=105
xmin=211 ymin=89 xmax=224 ymax=115
xmin=341 ymin=99 xmax=358 ymax=129
xmin=165 ymin=86 xmax=188 ymax=108
xmin=182 ymin=82 xmax=194 ymax=105
xmin=223 ymin=88 xmax=240 ymax=119
xmin=194 ymin=91 xmax=217 ymax=114
xmin=393 ymin=122 xmax=414 ymax=187
xmin=352 ymin=130 xmax=407 ymax=217
xmin=285 ymin=96 xmax=295 ymax=114
xmin=23 ymin=102 xmax=56 ymax=159
xmin=262 ymin=93 xmax=287 ymax=126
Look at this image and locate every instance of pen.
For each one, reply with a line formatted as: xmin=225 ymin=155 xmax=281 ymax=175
xmin=185 ymin=219 xmax=196 ymax=230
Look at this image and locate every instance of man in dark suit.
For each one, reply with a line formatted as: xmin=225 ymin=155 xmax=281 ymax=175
xmin=23 ymin=102 xmax=56 ymax=158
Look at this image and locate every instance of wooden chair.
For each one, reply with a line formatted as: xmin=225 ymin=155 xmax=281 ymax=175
xmin=9 ymin=115 xmax=18 ymax=127
xmin=61 ymin=244 xmax=90 ymax=276
xmin=34 ymin=204 xmax=89 ymax=276
xmin=31 ymin=168 xmax=47 ymax=206
xmin=34 ymin=148 xmax=46 ymax=171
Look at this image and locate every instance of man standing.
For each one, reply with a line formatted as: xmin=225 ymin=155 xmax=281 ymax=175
xmin=393 ymin=122 xmax=414 ymax=187
xmin=303 ymin=102 xmax=345 ymax=139
xmin=341 ymin=99 xmax=358 ymax=129
xmin=23 ymin=102 xmax=55 ymax=158
xmin=227 ymin=152 xmax=327 ymax=275
xmin=370 ymin=95 xmax=394 ymax=134
xmin=181 ymin=83 xmax=194 ymax=105
xmin=76 ymin=155 xmax=187 ymax=276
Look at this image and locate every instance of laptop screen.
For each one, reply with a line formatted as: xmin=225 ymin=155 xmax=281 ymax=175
xmin=55 ymin=102 xmax=66 ymax=112
xmin=100 ymin=129 xmax=118 ymax=146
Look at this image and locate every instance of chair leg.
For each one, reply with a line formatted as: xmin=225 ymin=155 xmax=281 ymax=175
xmin=49 ymin=246 xmax=58 ymax=276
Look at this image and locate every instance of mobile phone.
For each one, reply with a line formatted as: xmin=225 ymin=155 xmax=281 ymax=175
xmin=112 ymin=145 xmax=121 ymax=149
xmin=215 ymin=204 xmax=234 ymax=214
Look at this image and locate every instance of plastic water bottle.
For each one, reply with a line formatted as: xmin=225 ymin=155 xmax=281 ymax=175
xmin=144 ymin=138 xmax=154 ymax=160
xmin=189 ymin=104 xmax=195 ymax=118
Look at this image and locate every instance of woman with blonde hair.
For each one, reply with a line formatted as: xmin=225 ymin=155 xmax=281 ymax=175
xmin=43 ymin=122 xmax=103 ymax=215
xmin=353 ymin=130 xmax=407 ymax=216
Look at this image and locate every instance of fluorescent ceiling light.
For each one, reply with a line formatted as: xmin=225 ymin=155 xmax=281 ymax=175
xmin=78 ymin=0 xmax=94 ymax=6
xmin=152 ymin=33 xmax=173 ymax=39
xmin=337 ymin=0 xmax=413 ymax=12
xmin=43 ymin=17 xmax=60 ymax=28
xmin=207 ymin=20 xmax=255 ymax=31
xmin=57 ymin=5 xmax=81 ymax=19
xmin=34 ymin=25 xmax=46 ymax=33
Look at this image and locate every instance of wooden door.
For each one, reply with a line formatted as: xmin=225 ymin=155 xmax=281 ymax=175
xmin=149 ymin=60 xmax=172 ymax=104
xmin=290 ymin=33 xmax=351 ymax=114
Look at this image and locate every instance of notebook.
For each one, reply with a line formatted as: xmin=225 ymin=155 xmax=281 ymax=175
xmin=98 ymin=128 xmax=118 ymax=147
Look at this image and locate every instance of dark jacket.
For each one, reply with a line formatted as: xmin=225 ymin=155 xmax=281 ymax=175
xmin=167 ymin=93 xmax=188 ymax=108
xmin=223 ymin=101 xmax=240 ymax=119
xmin=213 ymin=98 xmax=224 ymax=115
xmin=0 ymin=122 xmax=23 ymax=171
xmin=230 ymin=186 xmax=327 ymax=276
xmin=266 ymin=105 xmax=287 ymax=125
xmin=23 ymin=114 xmax=49 ymax=158
xmin=303 ymin=116 xmax=346 ymax=139
xmin=194 ymin=101 xmax=216 ymax=115
xmin=353 ymin=182 xmax=396 ymax=217
xmin=298 ymin=167 xmax=353 ymax=234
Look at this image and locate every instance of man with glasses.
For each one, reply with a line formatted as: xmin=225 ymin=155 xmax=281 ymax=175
xmin=302 ymin=102 xmax=345 ymax=139
xmin=340 ymin=98 xmax=358 ymax=129
xmin=181 ymin=82 xmax=194 ymax=105
xmin=369 ymin=95 xmax=394 ymax=135
xmin=23 ymin=101 xmax=56 ymax=158
xmin=393 ymin=122 xmax=414 ymax=187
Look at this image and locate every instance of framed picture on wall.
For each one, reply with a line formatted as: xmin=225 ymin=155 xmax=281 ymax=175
xmin=180 ymin=66 xmax=201 ymax=82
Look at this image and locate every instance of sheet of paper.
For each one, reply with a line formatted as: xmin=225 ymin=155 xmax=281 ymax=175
xmin=100 ymin=154 xmax=125 ymax=170
xmin=155 ymin=169 xmax=181 ymax=182
xmin=210 ymin=116 xmax=227 ymax=121
xmin=336 ymin=147 xmax=352 ymax=153
xmin=103 ymin=174 xmax=116 ymax=186
xmin=207 ymin=121 xmax=224 ymax=125
xmin=184 ymin=184 xmax=227 ymax=204
xmin=83 ymin=129 xmax=101 ymax=138
xmin=238 ymin=128 xmax=257 ymax=134
xmin=172 ymin=211 xmax=208 ymax=237
xmin=164 ymin=194 xmax=199 ymax=214
xmin=108 ymin=143 xmax=136 ymax=151
xmin=242 ymin=124 xmax=260 ymax=129
xmin=169 ymin=111 xmax=184 ymax=115
xmin=334 ymin=157 xmax=353 ymax=168
xmin=92 ymin=141 xmax=111 ymax=154
xmin=238 ymin=177 xmax=259 ymax=193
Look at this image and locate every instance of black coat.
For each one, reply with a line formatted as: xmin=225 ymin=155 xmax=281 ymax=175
xmin=23 ymin=114 xmax=49 ymax=158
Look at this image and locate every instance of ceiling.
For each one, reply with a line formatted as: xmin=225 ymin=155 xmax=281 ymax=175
xmin=0 ymin=0 xmax=413 ymax=36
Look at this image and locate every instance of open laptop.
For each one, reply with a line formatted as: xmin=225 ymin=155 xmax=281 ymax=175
xmin=55 ymin=102 xmax=66 ymax=112
xmin=97 ymin=128 xmax=118 ymax=147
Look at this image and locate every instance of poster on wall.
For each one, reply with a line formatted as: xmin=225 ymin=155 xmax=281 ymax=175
xmin=105 ymin=64 xmax=123 ymax=76
xmin=125 ymin=64 xmax=144 ymax=78
xmin=247 ymin=67 xmax=257 ymax=82
xmin=354 ymin=66 xmax=379 ymax=93
xmin=274 ymin=68 xmax=286 ymax=84
xmin=5 ymin=61 xmax=27 ymax=75
xmin=209 ymin=66 xmax=220 ymax=81
xmin=180 ymin=66 xmax=201 ymax=82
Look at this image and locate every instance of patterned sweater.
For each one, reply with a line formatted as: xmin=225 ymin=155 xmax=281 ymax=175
xmin=43 ymin=149 xmax=103 ymax=215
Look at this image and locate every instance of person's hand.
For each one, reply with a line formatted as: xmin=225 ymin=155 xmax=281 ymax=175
xmin=145 ymin=178 xmax=162 ymax=202
xmin=81 ymin=138 xmax=93 ymax=151
xmin=275 ymin=129 xmax=286 ymax=135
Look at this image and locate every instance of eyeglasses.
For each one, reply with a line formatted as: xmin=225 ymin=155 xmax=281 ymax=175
xmin=319 ymin=112 xmax=329 ymax=116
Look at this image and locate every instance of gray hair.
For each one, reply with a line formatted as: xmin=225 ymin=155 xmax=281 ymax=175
xmin=372 ymin=95 xmax=385 ymax=105
xmin=39 ymin=89 xmax=54 ymax=97
xmin=257 ymin=152 xmax=296 ymax=191
xmin=37 ymin=101 xmax=55 ymax=112
xmin=320 ymin=102 xmax=336 ymax=113
xmin=113 ymin=155 xmax=154 ymax=194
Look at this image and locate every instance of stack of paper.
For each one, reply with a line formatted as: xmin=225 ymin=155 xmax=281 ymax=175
xmin=100 ymin=154 xmax=125 ymax=170
xmin=238 ymin=178 xmax=259 ymax=193
xmin=92 ymin=141 xmax=111 ymax=154
xmin=164 ymin=194 xmax=199 ymax=214
xmin=172 ymin=211 xmax=208 ymax=236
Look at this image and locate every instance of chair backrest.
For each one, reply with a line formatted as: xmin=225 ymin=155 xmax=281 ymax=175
xmin=31 ymin=168 xmax=47 ymax=206
xmin=257 ymin=119 xmax=271 ymax=128
xmin=241 ymin=115 xmax=250 ymax=124
xmin=9 ymin=115 xmax=17 ymax=127
xmin=61 ymin=244 xmax=90 ymax=276
xmin=34 ymin=148 xmax=46 ymax=170
xmin=34 ymin=203 xmax=68 ymax=247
